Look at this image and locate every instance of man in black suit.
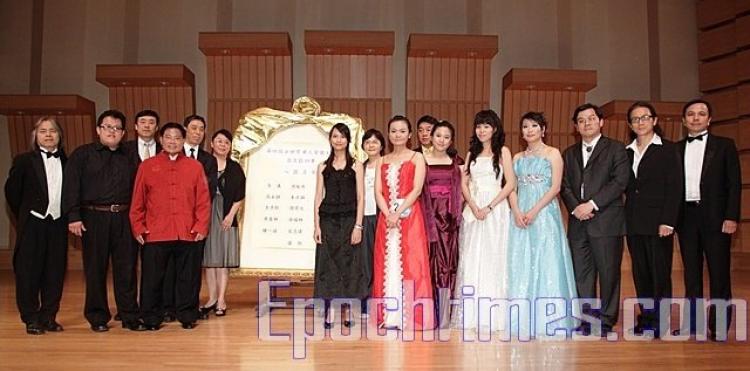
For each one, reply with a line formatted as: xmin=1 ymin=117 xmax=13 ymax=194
xmin=122 ymin=109 xmax=161 ymax=167
xmin=675 ymin=99 xmax=741 ymax=341
xmin=623 ymin=101 xmax=683 ymax=338
xmin=5 ymin=117 xmax=68 ymax=335
xmin=161 ymin=114 xmax=217 ymax=322
xmin=561 ymin=103 xmax=630 ymax=336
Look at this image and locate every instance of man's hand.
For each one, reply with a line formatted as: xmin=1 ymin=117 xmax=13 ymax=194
xmin=68 ymin=221 xmax=86 ymax=237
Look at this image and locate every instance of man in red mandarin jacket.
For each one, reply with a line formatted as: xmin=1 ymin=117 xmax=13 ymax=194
xmin=130 ymin=122 xmax=211 ymax=330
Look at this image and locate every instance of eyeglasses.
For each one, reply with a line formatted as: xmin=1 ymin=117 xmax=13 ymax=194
xmin=629 ymin=115 xmax=653 ymax=124
xmin=99 ymin=124 xmax=124 ymax=133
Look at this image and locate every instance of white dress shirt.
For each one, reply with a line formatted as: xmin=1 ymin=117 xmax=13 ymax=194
xmin=582 ymin=134 xmax=602 ymax=168
xmin=30 ymin=149 xmax=63 ymax=220
xmin=364 ymin=165 xmax=377 ymax=216
xmin=184 ymin=144 xmax=200 ymax=159
xmin=139 ymin=137 xmax=156 ymax=161
xmin=626 ymin=134 xmax=662 ymax=178
xmin=684 ymin=130 xmax=708 ymax=201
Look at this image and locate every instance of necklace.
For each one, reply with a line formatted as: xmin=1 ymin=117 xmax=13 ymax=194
xmin=525 ymin=143 xmax=546 ymax=155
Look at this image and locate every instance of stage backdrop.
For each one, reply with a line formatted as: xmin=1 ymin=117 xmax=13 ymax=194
xmin=233 ymin=97 xmax=365 ymax=279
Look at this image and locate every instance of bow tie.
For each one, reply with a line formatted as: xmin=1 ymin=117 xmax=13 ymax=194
xmin=42 ymin=150 xmax=60 ymax=158
xmin=687 ymin=134 xmax=705 ymax=143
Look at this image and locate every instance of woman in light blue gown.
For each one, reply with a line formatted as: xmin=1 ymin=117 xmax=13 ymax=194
xmin=507 ymin=112 xmax=578 ymax=339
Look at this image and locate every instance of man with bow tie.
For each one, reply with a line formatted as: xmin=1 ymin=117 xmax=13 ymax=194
xmin=5 ymin=117 xmax=68 ymax=335
xmin=674 ymin=99 xmax=741 ymax=341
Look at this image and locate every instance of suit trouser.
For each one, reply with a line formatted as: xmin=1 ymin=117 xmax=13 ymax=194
xmin=677 ymin=203 xmax=732 ymax=333
xmin=163 ymin=240 xmax=204 ymax=315
xmin=81 ymin=210 xmax=139 ymax=325
xmin=141 ymin=240 xmax=203 ymax=325
xmin=569 ymin=234 xmax=623 ymax=328
xmin=627 ymin=234 xmax=673 ymax=328
xmin=13 ymin=215 xmax=67 ymax=325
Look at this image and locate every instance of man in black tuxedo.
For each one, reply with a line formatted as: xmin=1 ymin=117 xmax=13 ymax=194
xmin=122 ymin=109 xmax=161 ymax=167
xmin=675 ymin=99 xmax=741 ymax=341
xmin=561 ymin=103 xmax=630 ymax=336
xmin=160 ymin=114 xmax=217 ymax=322
xmin=5 ymin=117 xmax=68 ymax=335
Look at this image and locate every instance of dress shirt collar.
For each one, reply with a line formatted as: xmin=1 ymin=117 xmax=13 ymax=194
xmin=688 ymin=130 xmax=708 ymax=138
xmin=626 ymin=133 xmax=662 ymax=151
xmin=582 ymin=134 xmax=602 ymax=150
xmin=138 ymin=137 xmax=156 ymax=148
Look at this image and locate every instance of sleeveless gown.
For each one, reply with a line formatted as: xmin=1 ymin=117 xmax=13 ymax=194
xmin=452 ymin=157 xmax=510 ymax=332
xmin=372 ymin=160 xmax=434 ymax=330
xmin=506 ymin=156 xmax=578 ymax=337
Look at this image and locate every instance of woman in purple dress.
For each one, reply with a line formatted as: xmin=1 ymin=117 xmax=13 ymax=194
xmin=421 ymin=120 xmax=463 ymax=328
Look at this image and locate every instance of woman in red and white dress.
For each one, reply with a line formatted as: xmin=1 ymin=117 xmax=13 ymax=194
xmin=371 ymin=115 xmax=434 ymax=330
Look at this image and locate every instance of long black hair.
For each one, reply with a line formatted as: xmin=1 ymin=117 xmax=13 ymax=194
xmin=431 ymin=120 xmax=458 ymax=158
xmin=323 ymin=123 xmax=354 ymax=174
xmin=361 ymin=128 xmax=385 ymax=166
xmin=626 ymin=101 xmax=664 ymax=141
xmin=466 ymin=110 xmax=504 ymax=179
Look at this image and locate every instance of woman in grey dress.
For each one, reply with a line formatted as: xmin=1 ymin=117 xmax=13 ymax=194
xmin=201 ymin=129 xmax=246 ymax=317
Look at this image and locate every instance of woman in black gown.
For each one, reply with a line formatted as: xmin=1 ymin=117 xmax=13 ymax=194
xmin=313 ymin=123 xmax=365 ymax=329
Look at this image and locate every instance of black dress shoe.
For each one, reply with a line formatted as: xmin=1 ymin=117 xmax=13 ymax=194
xmin=91 ymin=324 xmax=109 ymax=332
xmin=26 ymin=323 xmax=45 ymax=335
xmin=163 ymin=313 xmax=177 ymax=323
xmin=144 ymin=324 xmax=161 ymax=331
xmin=181 ymin=321 xmax=197 ymax=329
xmin=43 ymin=321 xmax=64 ymax=332
xmin=122 ymin=321 xmax=148 ymax=331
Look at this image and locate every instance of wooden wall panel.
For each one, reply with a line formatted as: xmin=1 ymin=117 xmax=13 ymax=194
xmin=500 ymin=69 xmax=596 ymax=155
xmin=407 ymin=34 xmax=498 ymax=156
xmin=739 ymin=118 xmax=750 ymax=150
xmin=306 ymin=56 xmax=392 ymax=128
xmin=96 ymin=64 xmax=196 ymax=136
xmin=200 ymin=33 xmax=293 ymax=144
xmin=698 ymin=23 xmax=736 ymax=60
xmin=703 ymin=88 xmax=738 ymax=122
xmin=736 ymin=14 xmax=750 ymax=47
xmin=738 ymin=83 xmax=750 ymax=115
xmin=699 ymin=55 xmax=737 ymax=91
xmin=697 ymin=0 xmax=737 ymax=29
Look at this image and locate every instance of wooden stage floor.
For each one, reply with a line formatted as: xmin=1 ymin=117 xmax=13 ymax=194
xmin=1 ymin=269 xmax=748 ymax=370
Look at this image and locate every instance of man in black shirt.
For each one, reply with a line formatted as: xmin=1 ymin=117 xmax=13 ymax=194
xmin=62 ymin=110 xmax=146 ymax=332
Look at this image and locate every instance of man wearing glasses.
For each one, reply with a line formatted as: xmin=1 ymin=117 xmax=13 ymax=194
xmin=62 ymin=110 xmax=146 ymax=332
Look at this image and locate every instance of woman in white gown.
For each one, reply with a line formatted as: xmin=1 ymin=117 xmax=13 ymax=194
xmin=452 ymin=110 xmax=516 ymax=333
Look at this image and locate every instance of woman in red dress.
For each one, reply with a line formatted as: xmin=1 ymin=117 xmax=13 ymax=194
xmin=371 ymin=115 xmax=434 ymax=330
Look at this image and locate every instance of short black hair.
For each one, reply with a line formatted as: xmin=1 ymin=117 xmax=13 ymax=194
xmin=682 ymin=99 xmax=712 ymax=118
xmin=97 ymin=109 xmax=126 ymax=128
xmin=135 ymin=109 xmax=160 ymax=125
xmin=159 ymin=122 xmax=186 ymax=138
xmin=571 ymin=103 xmax=604 ymax=124
xmin=183 ymin=114 xmax=206 ymax=128
xmin=212 ymin=129 xmax=233 ymax=142
xmin=416 ymin=115 xmax=439 ymax=127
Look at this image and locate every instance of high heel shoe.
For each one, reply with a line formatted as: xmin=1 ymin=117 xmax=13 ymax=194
xmin=215 ymin=307 xmax=227 ymax=317
xmin=199 ymin=302 xmax=217 ymax=319
xmin=324 ymin=321 xmax=333 ymax=329
xmin=343 ymin=320 xmax=353 ymax=328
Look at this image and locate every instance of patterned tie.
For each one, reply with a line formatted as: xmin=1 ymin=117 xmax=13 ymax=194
xmin=143 ymin=142 xmax=153 ymax=160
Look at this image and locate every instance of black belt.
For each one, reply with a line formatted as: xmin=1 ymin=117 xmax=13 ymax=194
xmin=685 ymin=201 xmax=701 ymax=207
xmin=83 ymin=204 xmax=129 ymax=212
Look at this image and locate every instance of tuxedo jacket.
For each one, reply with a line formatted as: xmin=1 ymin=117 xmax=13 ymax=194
xmin=677 ymin=134 xmax=741 ymax=232
xmin=561 ymin=136 xmax=630 ymax=238
xmin=122 ymin=139 xmax=161 ymax=168
xmin=4 ymin=149 xmax=68 ymax=231
xmin=625 ymin=139 xmax=683 ymax=235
